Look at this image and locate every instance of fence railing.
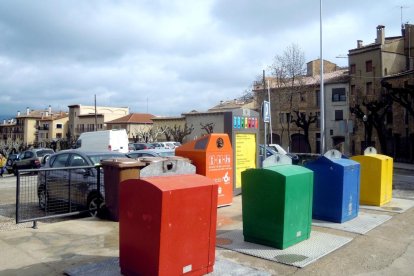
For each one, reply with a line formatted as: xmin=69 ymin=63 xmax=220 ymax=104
xmin=16 ymin=166 xmax=102 ymax=227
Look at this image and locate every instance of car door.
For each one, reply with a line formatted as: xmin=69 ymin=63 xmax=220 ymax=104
xmin=68 ymin=154 xmax=94 ymax=208
xmin=22 ymin=151 xmax=36 ymax=169
xmin=47 ymin=153 xmax=71 ymax=208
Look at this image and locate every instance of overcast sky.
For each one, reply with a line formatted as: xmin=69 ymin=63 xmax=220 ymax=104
xmin=0 ymin=0 xmax=411 ymax=119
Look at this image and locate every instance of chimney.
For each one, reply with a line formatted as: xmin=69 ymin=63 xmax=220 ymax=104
xmin=357 ymin=40 xmax=363 ymax=48
xmin=26 ymin=107 xmax=30 ymax=115
xmin=2 ymin=120 xmax=5 ymax=125
xmin=45 ymin=111 xmax=49 ymax=117
xmin=376 ymin=25 xmax=385 ymax=45
xmin=17 ymin=111 xmax=20 ymax=116
xmin=48 ymin=105 xmax=52 ymax=115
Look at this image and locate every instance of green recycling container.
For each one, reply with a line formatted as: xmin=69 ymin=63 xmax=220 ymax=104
xmin=241 ymin=165 xmax=313 ymax=249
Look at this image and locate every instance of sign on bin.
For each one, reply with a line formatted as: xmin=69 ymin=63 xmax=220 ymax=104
xmin=176 ymin=134 xmax=233 ymax=207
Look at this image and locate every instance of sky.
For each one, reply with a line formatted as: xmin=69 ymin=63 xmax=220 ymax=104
xmin=0 ymin=0 xmax=412 ymax=119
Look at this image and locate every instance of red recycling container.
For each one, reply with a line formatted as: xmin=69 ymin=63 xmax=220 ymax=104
xmin=119 ymin=174 xmax=218 ymax=276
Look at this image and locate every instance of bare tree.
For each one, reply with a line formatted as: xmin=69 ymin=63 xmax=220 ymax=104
xmin=169 ymin=123 xmax=194 ymax=143
xmin=291 ymin=110 xmax=317 ymax=152
xmin=269 ymin=43 xmax=306 ymax=148
xmin=382 ymin=81 xmax=414 ymax=118
xmin=238 ymin=88 xmax=254 ymax=102
xmin=200 ymin=122 xmax=215 ymax=135
xmin=133 ymin=126 xmax=165 ymax=143
xmin=160 ymin=126 xmax=176 ymax=141
xmin=350 ymin=95 xmax=392 ymax=154
xmin=0 ymin=137 xmax=24 ymax=156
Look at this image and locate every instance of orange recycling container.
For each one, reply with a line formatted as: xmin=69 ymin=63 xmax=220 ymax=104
xmin=175 ymin=133 xmax=233 ymax=207
xmin=119 ymin=175 xmax=218 ymax=276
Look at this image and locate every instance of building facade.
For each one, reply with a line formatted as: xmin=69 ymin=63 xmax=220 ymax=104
xmin=106 ymin=113 xmax=155 ymax=142
xmin=348 ymin=24 xmax=414 ymax=156
xmin=68 ymin=104 xmax=129 ymax=140
xmin=253 ymin=60 xmax=349 ymax=154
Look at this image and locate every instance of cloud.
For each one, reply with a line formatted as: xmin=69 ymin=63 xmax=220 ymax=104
xmin=0 ymin=0 xmax=412 ymax=120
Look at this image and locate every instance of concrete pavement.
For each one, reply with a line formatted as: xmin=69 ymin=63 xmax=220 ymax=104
xmin=0 ymin=163 xmax=413 ymax=275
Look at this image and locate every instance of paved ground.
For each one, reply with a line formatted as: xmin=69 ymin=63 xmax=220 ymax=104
xmin=0 ymin=163 xmax=413 ymax=275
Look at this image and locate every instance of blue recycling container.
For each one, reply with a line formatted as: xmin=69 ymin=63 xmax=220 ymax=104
xmin=305 ymin=152 xmax=360 ymax=223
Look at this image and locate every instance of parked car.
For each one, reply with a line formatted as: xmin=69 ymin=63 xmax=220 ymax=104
xmin=127 ymin=149 xmax=175 ymax=159
xmin=5 ymin=153 xmax=19 ymax=174
xmin=149 ymin=142 xmax=164 ymax=149
xmin=13 ymin=148 xmax=55 ymax=175
xmin=162 ymin=142 xmax=180 ymax=149
xmin=37 ymin=150 xmax=128 ymax=217
xmin=129 ymin=142 xmax=153 ymax=151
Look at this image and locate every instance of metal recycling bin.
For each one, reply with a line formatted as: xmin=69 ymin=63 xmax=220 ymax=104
xmin=176 ymin=133 xmax=233 ymax=207
xmin=241 ymin=155 xmax=313 ymax=249
xmin=119 ymin=159 xmax=218 ymax=276
xmin=101 ymin=158 xmax=144 ymax=221
xmin=351 ymin=147 xmax=393 ymax=206
xmin=305 ymin=149 xmax=360 ymax=223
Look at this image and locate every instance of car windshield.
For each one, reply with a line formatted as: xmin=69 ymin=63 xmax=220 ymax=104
xmin=8 ymin=154 xmax=19 ymax=160
xmin=37 ymin=149 xmax=55 ymax=157
xmin=88 ymin=153 xmax=127 ymax=165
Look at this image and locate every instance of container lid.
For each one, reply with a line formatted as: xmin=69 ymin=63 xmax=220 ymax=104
xmin=140 ymin=159 xmax=196 ymax=177
xmin=323 ymin=149 xmax=342 ymax=160
xmin=167 ymin=156 xmax=192 ymax=163
xmin=100 ymin=158 xmax=145 ymax=168
xmin=262 ymin=153 xmax=292 ymax=168
xmin=138 ymin=157 xmax=168 ymax=165
xmin=364 ymin=147 xmax=377 ymax=155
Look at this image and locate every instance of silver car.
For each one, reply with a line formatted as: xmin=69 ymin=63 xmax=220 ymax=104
xmin=37 ymin=150 xmax=127 ymax=217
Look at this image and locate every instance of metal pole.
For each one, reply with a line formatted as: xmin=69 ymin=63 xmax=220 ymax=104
xmin=319 ymin=0 xmax=325 ymax=154
xmin=94 ymin=94 xmax=98 ymax=131
xmin=267 ymin=80 xmax=273 ymax=144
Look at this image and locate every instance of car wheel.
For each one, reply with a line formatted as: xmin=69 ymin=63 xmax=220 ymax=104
xmin=87 ymin=193 xmax=106 ymax=218
xmin=38 ymin=186 xmax=49 ymax=211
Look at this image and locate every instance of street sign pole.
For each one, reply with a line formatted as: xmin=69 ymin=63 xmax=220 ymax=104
xmin=262 ymin=101 xmax=270 ymax=159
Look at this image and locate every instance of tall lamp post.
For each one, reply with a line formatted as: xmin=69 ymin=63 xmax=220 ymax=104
xmin=319 ymin=0 xmax=325 ymax=154
xmin=363 ymin=115 xmax=368 ymax=150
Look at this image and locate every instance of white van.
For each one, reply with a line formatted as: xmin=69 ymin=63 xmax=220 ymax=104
xmin=74 ymin=129 xmax=129 ymax=153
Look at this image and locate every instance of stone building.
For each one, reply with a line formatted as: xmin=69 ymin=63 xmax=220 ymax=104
xmin=67 ymin=104 xmax=129 ymax=140
xmin=348 ymin=24 xmax=414 ymax=157
xmin=106 ymin=113 xmax=155 ymax=142
xmin=253 ymin=60 xmax=349 ymax=154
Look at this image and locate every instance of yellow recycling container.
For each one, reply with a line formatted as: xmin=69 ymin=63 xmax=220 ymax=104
xmin=350 ymin=147 xmax=393 ymax=206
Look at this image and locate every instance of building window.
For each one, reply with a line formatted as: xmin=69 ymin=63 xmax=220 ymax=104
xmin=56 ymin=133 xmax=62 ymax=138
xmin=56 ymin=123 xmax=62 ymax=129
xmin=332 ymin=88 xmax=346 ymax=102
xmin=366 ymin=82 xmax=373 ymax=95
xmin=350 ymin=64 xmax=356 ymax=74
xmin=330 ymin=129 xmax=333 ymax=135
xmin=335 ymin=110 xmax=343 ymax=121
xmin=366 ymin=60 xmax=373 ymax=72
xmin=350 ymin=85 xmax=356 ymax=96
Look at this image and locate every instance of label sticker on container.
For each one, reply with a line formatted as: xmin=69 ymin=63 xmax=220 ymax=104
xmin=296 ymin=231 xmax=302 ymax=237
xmin=183 ymin=264 xmax=192 ymax=274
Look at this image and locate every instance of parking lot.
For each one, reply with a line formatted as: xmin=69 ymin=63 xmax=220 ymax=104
xmin=0 ymin=164 xmax=414 ymax=275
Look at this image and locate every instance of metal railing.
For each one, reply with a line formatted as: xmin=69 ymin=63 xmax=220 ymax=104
xmin=16 ymin=165 xmax=102 ymax=228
